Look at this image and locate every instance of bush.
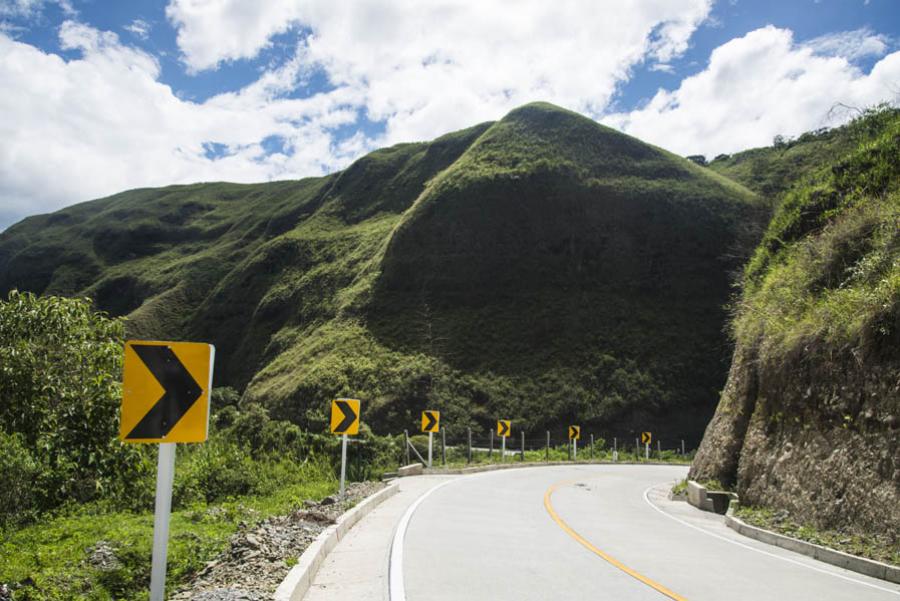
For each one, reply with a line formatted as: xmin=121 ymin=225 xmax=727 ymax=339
xmin=0 ymin=290 xmax=151 ymax=517
xmin=0 ymin=431 xmax=41 ymax=527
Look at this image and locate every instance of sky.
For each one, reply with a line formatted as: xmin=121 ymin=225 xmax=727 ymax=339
xmin=1 ymin=1 xmax=898 ymax=230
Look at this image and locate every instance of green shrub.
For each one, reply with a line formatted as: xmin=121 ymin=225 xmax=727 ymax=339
xmin=0 ymin=431 xmax=41 ymax=527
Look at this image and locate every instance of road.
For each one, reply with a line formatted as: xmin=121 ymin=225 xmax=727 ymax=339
xmin=302 ymin=465 xmax=900 ymax=600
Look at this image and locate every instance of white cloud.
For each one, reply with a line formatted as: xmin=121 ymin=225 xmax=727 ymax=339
xmin=0 ymin=0 xmax=73 ymax=18
xmin=804 ymin=27 xmax=891 ymax=61
xmin=1 ymin=1 xmax=717 ymax=228
xmin=123 ymin=18 xmax=151 ymax=40
xmin=165 ymin=0 xmax=713 ymax=143
xmin=0 ymin=21 xmax=372 ymax=229
xmin=604 ymin=26 xmax=900 ymax=158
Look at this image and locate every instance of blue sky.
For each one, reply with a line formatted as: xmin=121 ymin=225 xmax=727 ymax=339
xmin=1 ymin=0 xmax=898 ymax=229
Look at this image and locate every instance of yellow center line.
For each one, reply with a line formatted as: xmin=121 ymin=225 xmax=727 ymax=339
xmin=543 ymin=480 xmax=688 ymax=601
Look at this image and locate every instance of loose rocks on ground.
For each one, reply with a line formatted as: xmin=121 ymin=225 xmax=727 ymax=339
xmin=172 ymin=481 xmax=385 ymax=600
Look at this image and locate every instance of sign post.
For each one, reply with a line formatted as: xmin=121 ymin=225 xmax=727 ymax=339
xmin=421 ymin=410 xmax=440 ymax=468
xmin=641 ymin=431 xmax=652 ymax=460
xmin=568 ymin=426 xmax=580 ymax=461
xmin=120 ymin=340 xmax=215 ymax=601
xmin=330 ymin=399 xmax=361 ymax=498
xmin=613 ymin=437 xmax=618 ymax=462
xmin=497 ymin=420 xmax=510 ymax=462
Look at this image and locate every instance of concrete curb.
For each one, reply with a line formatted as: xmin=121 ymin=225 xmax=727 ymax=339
xmin=725 ymin=514 xmax=900 ymax=585
xmin=420 ymin=460 xmax=688 ymax=476
xmin=274 ymin=483 xmax=400 ymax=601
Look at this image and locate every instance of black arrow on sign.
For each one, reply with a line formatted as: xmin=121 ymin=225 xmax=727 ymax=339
xmin=334 ymin=400 xmax=358 ymax=433
xmin=423 ymin=411 xmax=438 ymax=432
xmin=498 ymin=421 xmax=509 ymax=437
xmin=125 ymin=345 xmax=203 ymax=440
xmin=570 ymin=427 xmax=578 ymax=438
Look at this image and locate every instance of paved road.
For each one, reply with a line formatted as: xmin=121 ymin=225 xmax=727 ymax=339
xmin=304 ymin=465 xmax=900 ymax=600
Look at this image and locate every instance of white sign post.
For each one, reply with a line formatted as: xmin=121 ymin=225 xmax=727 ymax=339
xmin=573 ymin=438 xmax=578 ymax=461
xmin=150 ymin=443 xmax=176 ymax=601
xmin=501 ymin=435 xmax=506 ymax=463
xmin=339 ymin=433 xmax=348 ymax=498
xmin=428 ymin=431 xmax=433 ymax=468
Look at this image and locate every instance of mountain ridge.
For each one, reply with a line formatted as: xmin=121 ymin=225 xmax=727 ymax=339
xmin=0 ymin=102 xmax=760 ymax=442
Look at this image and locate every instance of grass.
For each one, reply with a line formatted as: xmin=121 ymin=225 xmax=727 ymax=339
xmin=0 ymin=477 xmax=336 ymax=601
xmin=735 ymin=506 xmax=900 ymax=567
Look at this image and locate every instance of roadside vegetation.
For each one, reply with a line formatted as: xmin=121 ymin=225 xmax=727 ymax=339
xmin=735 ymin=506 xmax=900 ymax=567
xmin=0 ymin=291 xmax=399 ymax=600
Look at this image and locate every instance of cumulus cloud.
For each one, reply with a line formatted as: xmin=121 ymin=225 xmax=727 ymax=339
xmin=804 ymin=27 xmax=892 ymax=62
xmin=0 ymin=21 xmax=372 ymax=229
xmin=166 ymin=0 xmax=713 ymax=143
xmin=604 ymin=26 xmax=900 ymax=158
xmin=1 ymin=1 xmax=717 ymax=228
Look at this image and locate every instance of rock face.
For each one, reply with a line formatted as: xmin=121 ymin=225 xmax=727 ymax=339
xmin=691 ymin=345 xmax=900 ymax=536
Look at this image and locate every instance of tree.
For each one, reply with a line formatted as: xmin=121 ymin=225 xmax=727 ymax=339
xmin=686 ymin=154 xmax=707 ymax=166
xmin=0 ymin=290 xmax=150 ymax=520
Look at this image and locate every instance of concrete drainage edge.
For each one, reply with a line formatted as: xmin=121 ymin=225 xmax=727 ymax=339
xmin=724 ymin=514 xmax=900 ymax=585
xmin=274 ymin=483 xmax=400 ymax=601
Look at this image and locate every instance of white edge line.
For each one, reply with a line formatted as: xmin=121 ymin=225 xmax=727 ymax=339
xmin=389 ymin=479 xmax=457 ymax=601
xmin=388 ymin=465 xmax=575 ymax=601
xmin=642 ymin=485 xmax=900 ymax=596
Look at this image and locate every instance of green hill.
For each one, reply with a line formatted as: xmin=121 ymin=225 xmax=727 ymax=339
xmin=0 ymin=102 xmax=760 ymax=443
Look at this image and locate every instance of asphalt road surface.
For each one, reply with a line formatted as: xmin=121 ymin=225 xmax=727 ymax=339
xmin=392 ymin=465 xmax=899 ymax=601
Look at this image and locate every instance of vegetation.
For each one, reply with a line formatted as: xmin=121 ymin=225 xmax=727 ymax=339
xmin=735 ymin=505 xmax=899 ymax=567
xmin=0 ymin=291 xmax=401 ymax=599
xmin=731 ymin=107 xmax=900 ymax=361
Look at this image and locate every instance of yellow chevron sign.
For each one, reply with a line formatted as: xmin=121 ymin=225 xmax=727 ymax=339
xmin=330 ymin=399 xmax=361 ymax=435
xmin=641 ymin=431 xmax=652 ymax=444
xmin=120 ymin=340 xmax=215 ymax=443
xmin=569 ymin=425 xmax=580 ymax=440
xmin=421 ymin=410 xmax=440 ymax=433
xmin=497 ymin=419 xmax=511 ymax=438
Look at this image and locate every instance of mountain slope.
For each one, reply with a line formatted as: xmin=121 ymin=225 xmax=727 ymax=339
xmin=0 ymin=103 xmax=760 ymax=442
xmin=691 ymin=107 xmax=900 ymax=538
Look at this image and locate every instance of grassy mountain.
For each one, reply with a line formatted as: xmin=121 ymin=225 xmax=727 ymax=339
xmin=691 ymin=107 xmax=900 ymax=539
xmin=0 ymin=102 xmax=760 ymax=443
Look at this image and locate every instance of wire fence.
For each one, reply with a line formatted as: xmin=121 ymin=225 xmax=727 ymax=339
xmin=399 ymin=428 xmax=694 ymax=469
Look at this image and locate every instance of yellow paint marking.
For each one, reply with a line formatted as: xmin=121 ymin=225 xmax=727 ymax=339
xmin=543 ymin=481 xmax=688 ymax=601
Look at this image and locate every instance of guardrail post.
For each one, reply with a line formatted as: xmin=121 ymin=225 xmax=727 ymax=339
xmin=545 ymin=431 xmax=550 ymax=462
xmin=590 ymin=434 xmax=594 ymax=461
xmin=404 ymin=430 xmax=410 ymax=466
xmin=489 ymin=429 xmax=494 ymax=462
xmin=520 ymin=431 xmax=525 ymax=461
xmin=613 ymin=436 xmax=617 ymax=462
xmin=657 ymin=439 xmax=661 ymax=459
xmin=635 ymin=438 xmax=639 ymax=460
xmin=681 ymin=439 xmax=685 ymax=456
xmin=467 ymin=427 xmax=472 ymax=464
xmin=441 ymin=428 xmax=446 ymax=466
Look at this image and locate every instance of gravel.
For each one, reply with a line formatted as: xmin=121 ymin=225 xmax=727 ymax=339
xmin=171 ymin=481 xmax=385 ymax=601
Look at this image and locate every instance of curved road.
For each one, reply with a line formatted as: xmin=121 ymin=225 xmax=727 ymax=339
xmin=300 ymin=465 xmax=899 ymax=600
xmin=398 ymin=465 xmax=898 ymax=600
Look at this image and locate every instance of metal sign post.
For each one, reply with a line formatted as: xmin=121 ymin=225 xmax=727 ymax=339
xmin=330 ymin=399 xmax=360 ymax=499
xmin=428 ymin=431 xmax=433 ymax=468
xmin=613 ymin=437 xmax=618 ymax=462
xmin=339 ymin=433 xmax=348 ymax=498
xmin=501 ymin=434 xmax=506 ymax=463
xmin=149 ymin=443 xmax=176 ymax=601
xmin=573 ymin=437 xmax=577 ymax=461
xmin=681 ymin=439 xmax=685 ymax=456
